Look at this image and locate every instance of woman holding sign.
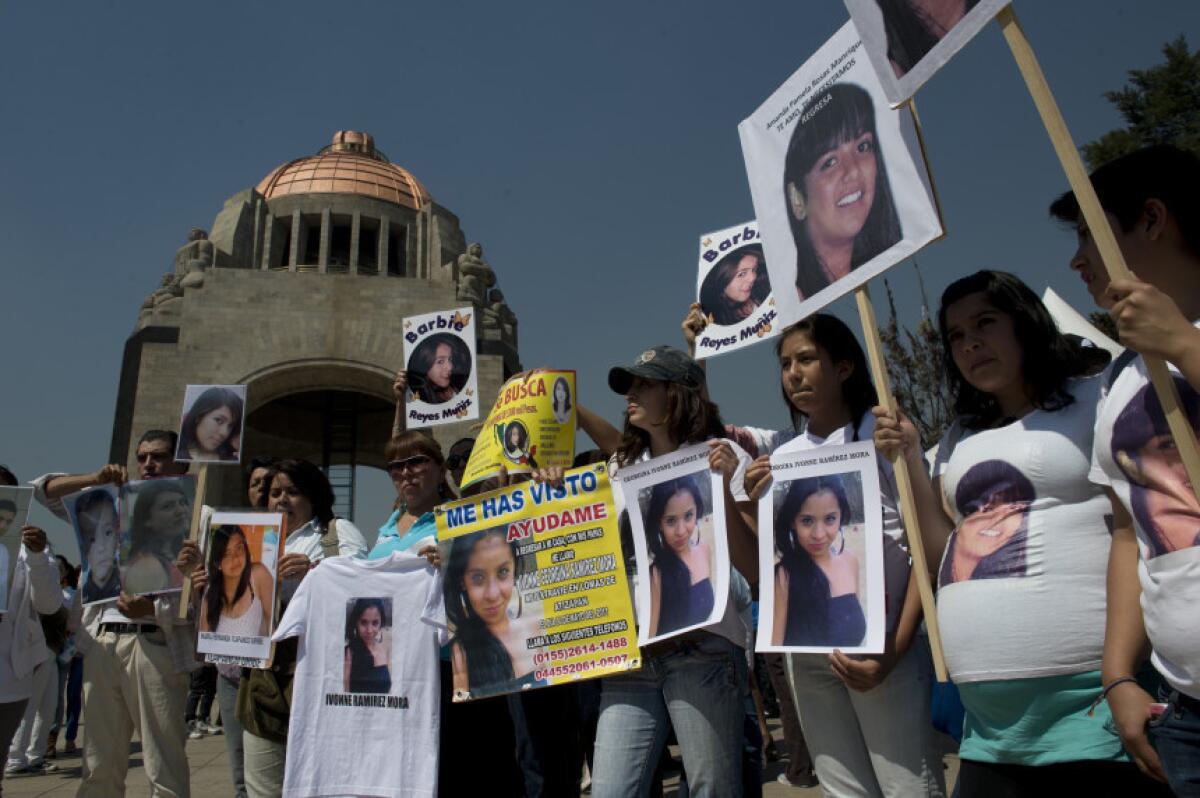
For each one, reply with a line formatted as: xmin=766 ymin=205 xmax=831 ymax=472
xmin=783 ymin=82 xmax=901 ymax=301
xmin=875 ymin=271 xmax=1169 ymax=794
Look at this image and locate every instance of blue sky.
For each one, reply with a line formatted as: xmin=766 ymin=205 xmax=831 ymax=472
xmin=2 ymin=1 xmax=1197 ymax=559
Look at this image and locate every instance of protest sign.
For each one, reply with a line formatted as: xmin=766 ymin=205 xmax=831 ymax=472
xmin=435 ymin=462 xmax=638 ymax=701
xmin=118 ymin=477 xmax=195 ymax=598
xmin=402 ymin=306 xmax=479 ymax=429
xmin=756 ymin=440 xmax=885 ymax=654
xmin=0 ymin=486 xmax=33 ymax=615
xmin=845 ymin=0 xmax=1010 ymax=106
xmin=460 ymin=370 xmax=577 ymax=488
xmin=67 ymin=486 xmax=123 ymax=606
xmin=738 ymin=20 xmax=942 ymax=330
xmin=693 ymin=221 xmax=779 ymax=359
xmin=175 ymin=384 xmax=247 ymax=464
xmin=616 ymin=444 xmax=730 ymax=646
xmin=196 ymin=511 xmax=284 ymax=669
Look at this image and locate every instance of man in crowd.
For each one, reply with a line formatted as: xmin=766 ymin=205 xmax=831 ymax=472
xmin=34 ymin=429 xmax=199 ymax=798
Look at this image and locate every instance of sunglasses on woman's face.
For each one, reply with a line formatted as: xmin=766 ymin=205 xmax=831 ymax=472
xmin=387 ymin=455 xmax=433 ymax=475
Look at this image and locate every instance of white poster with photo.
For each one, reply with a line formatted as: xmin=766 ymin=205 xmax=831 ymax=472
xmin=0 ymin=486 xmax=34 ymax=615
xmin=197 ymin=511 xmax=285 ymax=668
xmin=175 ymin=384 xmax=247 ymax=464
xmin=67 ymin=485 xmax=123 ymax=606
xmin=844 ymin=0 xmax=1010 ymax=106
xmin=402 ymin=306 xmax=479 ymax=429
xmin=618 ymin=444 xmax=730 ymax=646
xmin=118 ymin=477 xmax=195 ymax=598
xmin=694 ymin=221 xmax=780 ymax=359
xmin=756 ymin=440 xmax=886 ymax=654
xmin=738 ymin=20 xmax=942 ymax=329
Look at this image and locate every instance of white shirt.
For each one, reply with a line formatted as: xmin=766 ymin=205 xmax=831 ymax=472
xmin=274 ymin=554 xmax=444 ymax=798
xmin=279 ymin=517 xmax=368 ymax=606
xmin=0 ymin=546 xmax=61 ymax=702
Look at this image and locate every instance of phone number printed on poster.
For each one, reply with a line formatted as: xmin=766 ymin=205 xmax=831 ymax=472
xmin=435 ymin=463 xmax=639 ymax=701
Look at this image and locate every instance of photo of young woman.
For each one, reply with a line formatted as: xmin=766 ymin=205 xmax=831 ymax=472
xmin=771 ymin=473 xmax=867 ymax=647
xmin=198 ymin=524 xmax=273 ymax=637
xmin=121 ymin=478 xmax=192 ymax=596
xmin=783 ymin=82 xmax=901 ymax=301
xmin=501 ymin=421 xmax=532 ymax=466
xmin=406 ymin=332 xmax=471 ymax=405
xmin=443 ymin=527 xmax=541 ymax=699
xmin=636 ymin=473 xmax=716 ymax=638
xmin=873 ymin=0 xmax=981 ymax=78
xmin=551 ymin=376 xmax=573 ymax=425
xmin=698 ymin=244 xmax=771 ymax=326
xmin=939 ymin=460 xmax=1033 ymax=585
xmin=176 ymin=385 xmax=245 ymax=463
xmin=70 ymin=488 xmax=121 ymax=604
xmin=343 ymin=597 xmax=392 ymax=694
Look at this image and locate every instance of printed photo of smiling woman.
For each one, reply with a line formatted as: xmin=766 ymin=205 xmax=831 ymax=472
xmin=176 ymin=384 xmax=246 ymax=464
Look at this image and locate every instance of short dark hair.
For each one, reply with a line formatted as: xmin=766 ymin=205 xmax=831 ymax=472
xmin=138 ymin=429 xmax=178 ymax=450
xmin=0 ymin=465 xmax=16 ymax=486
xmin=270 ymin=459 xmax=336 ymax=526
xmin=1049 ymin=145 xmax=1200 ymax=259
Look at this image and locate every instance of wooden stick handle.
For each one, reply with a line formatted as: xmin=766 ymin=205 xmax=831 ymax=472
xmin=855 ymin=286 xmax=948 ymax=682
xmin=997 ymin=5 xmax=1200 ymax=499
xmin=178 ymin=464 xmax=208 ymax=619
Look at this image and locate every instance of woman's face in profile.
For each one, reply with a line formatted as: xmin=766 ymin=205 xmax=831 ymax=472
xmin=799 ymin=131 xmax=878 ymax=246
xmin=724 ymin=255 xmax=760 ymax=304
xmin=778 ymin=330 xmax=846 ymax=420
xmin=85 ymin=503 xmax=117 ymax=582
xmin=356 ymin=605 xmax=382 ymax=646
xmin=146 ymin=491 xmax=190 ymax=539
xmin=195 ymin=404 xmax=237 ymax=454
xmin=427 ymin=343 xmax=455 ymax=390
xmin=1131 ymin=435 xmax=1200 ymax=553
xmin=463 ymin=534 xmax=514 ymax=628
xmin=793 ymin=489 xmax=841 ymax=559
xmin=659 ymin=489 xmax=698 ymax=554
xmin=957 ymin=489 xmax=1026 ymax=562
xmin=219 ymin=534 xmax=248 ymax=581
xmin=624 ymin=377 xmax=668 ymax=432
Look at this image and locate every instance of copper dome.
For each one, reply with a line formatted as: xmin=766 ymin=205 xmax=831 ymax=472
xmin=256 ymin=130 xmax=432 ymax=210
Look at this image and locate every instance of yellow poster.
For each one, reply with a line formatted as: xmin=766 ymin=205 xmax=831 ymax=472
xmin=460 ymin=370 xmax=576 ymax=488
xmin=435 ymin=463 xmax=640 ymax=701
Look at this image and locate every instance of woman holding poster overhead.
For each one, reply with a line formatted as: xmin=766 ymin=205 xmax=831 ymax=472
xmin=875 ymin=271 xmax=1172 ymax=794
xmin=783 ymin=83 xmax=901 ymax=301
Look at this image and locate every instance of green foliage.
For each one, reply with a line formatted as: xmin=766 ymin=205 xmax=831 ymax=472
xmin=879 ymin=270 xmax=952 ymax=447
xmin=1082 ymin=36 xmax=1200 ymax=170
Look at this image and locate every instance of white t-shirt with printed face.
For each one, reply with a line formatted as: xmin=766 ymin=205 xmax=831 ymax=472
xmin=1091 ymin=339 xmax=1200 ymax=699
xmin=274 ymin=553 xmax=445 ymax=798
xmin=932 ymin=377 xmax=1111 ymax=684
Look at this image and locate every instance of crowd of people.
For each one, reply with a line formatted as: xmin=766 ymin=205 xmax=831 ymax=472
xmin=0 ymin=145 xmax=1197 ymax=798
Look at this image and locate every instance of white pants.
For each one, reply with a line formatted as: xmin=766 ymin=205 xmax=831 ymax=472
xmin=787 ymin=636 xmax=946 ymax=798
xmin=7 ymin=656 xmax=56 ymax=768
xmin=77 ymin=629 xmax=191 ymax=798
xmin=242 ymin=732 xmax=286 ymax=798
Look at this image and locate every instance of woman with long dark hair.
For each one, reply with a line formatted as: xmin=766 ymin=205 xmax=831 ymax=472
xmin=122 ymin=479 xmax=190 ymax=595
xmin=643 ymin=475 xmax=714 ymax=637
xmin=198 ymin=525 xmax=272 ymax=637
xmin=552 ymin=377 xmax=573 ymax=425
xmin=875 ymin=0 xmax=982 ymax=78
xmin=875 ymin=270 xmax=1170 ymax=795
xmin=783 ymin=83 xmax=901 ymax=300
xmin=177 ymin=387 xmax=243 ymax=462
xmin=698 ymin=244 xmax=771 ymax=326
xmin=408 ymin=333 xmax=469 ymax=404
xmin=343 ymin=598 xmax=391 ymax=694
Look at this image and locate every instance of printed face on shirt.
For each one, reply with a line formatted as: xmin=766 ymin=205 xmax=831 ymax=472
xmin=357 ymin=605 xmax=382 ymax=645
xmin=944 ymin=460 xmax=1033 ymax=585
xmin=659 ymin=490 xmax=698 ymax=555
xmin=462 ymin=534 xmax=515 ymax=627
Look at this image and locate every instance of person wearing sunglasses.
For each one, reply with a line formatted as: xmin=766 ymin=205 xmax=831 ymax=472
xmin=368 ymin=432 xmax=457 ymax=561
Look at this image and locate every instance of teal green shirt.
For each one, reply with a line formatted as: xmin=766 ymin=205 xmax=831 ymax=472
xmin=368 ymin=510 xmax=437 ymax=560
xmin=958 ymin=671 xmax=1127 ymax=765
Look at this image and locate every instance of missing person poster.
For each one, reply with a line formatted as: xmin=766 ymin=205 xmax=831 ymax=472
xmin=67 ymin=485 xmax=123 ymax=606
xmin=196 ymin=511 xmax=284 ymax=668
xmin=435 ymin=462 xmax=639 ymax=701
xmin=402 ymin=307 xmax=479 ymax=429
xmin=757 ymin=440 xmax=886 ymax=654
xmin=738 ymin=20 xmax=942 ymax=329
xmin=459 ymin=370 xmax=577 ymax=489
xmin=176 ymin=384 xmax=247 ymax=464
xmin=0 ymin=486 xmax=34 ymax=615
xmin=844 ymin=0 xmax=1010 ymax=105
xmin=617 ymin=444 xmax=731 ymax=646
xmin=694 ymin=221 xmax=779 ymax=359
xmin=118 ymin=477 xmax=196 ymax=598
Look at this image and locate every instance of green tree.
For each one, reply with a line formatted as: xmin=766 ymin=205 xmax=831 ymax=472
xmin=1082 ymin=36 xmax=1200 ymax=169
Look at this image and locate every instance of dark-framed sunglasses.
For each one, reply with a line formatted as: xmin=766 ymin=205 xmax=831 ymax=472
xmin=387 ymin=455 xmax=433 ymax=474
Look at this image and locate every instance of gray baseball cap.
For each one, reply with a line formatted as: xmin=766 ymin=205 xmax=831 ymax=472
xmin=608 ymin=346 xmax=705 ymax=394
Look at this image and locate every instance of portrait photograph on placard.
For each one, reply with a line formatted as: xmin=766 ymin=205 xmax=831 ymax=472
xmin=175 ymin=384 xmax=247 ymax=464
xmin=119 ymin=476 xmax=195 ymax=597
xmin=0 ymin=486 xmax=33 ymax=614
xmin=757 ymin=441 xmax=886 ymax=654
xmin=739 ymin=20 xmax=942 ymax=329
xmin=402 ymin=307 xmax=479 ymax=428
xmin=67 ymin=486 xmax=122 ymax=606
xmin=844 ymin=0 xmax=1010 ymax=105
xmin=344 ymin=597 xmax=394 ymax=694
xmin=693 ymin=221 xmax=779 ymax=359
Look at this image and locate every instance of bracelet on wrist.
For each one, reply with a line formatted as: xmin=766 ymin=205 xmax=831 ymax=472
xmin=1088 ymin=676 xmax=1138 ymax=716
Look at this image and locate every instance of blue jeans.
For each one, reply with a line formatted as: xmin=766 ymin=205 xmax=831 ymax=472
xmin=1151 ymin=688 xmax=1200 ymax=797
xmin=591 ymin=634 xmax=746 ymax=798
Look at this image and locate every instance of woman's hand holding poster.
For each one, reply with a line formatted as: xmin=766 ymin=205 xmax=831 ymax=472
xmin=459 ymin=370 xmax=577 ymax=488
xmin=738 ymin=20 xmax=942 ymax=329
xmin=435 ymin=462 xmax=638 ymax=701
xmin=617 ymin=444 xmax=731 ymax=647
xmin=196 ymin=511 xmax=284 ymax=668
xmin=402 ymin=307 xmax=479 ymax=429
xmin=693 ymin=221 xmax=779 ymax=359
xmin=756 ymin=440 xmax=885 ymax=654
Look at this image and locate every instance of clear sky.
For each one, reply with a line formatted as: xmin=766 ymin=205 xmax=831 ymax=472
xmin=2 ymin=1 xmax=1197 ymax=559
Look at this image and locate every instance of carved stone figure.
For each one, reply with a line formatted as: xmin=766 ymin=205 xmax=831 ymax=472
xmin=138 ymin=273 xmax=184 ymax=323
xmin=486 ymin=287 xmax=518 ymax=344
xmin=177 ymin=228 xmax=215 ymax=289
xmin=455 ymin=242 xmax=495 ymax=306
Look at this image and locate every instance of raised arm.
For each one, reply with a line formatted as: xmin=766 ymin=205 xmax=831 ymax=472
xmin=576 ymin=404 xmax=622 ymax=458
xmin=391 ymin=370 xmax=408 ymax=438
xmin=42 ymin=464 xmax=127 ymax=501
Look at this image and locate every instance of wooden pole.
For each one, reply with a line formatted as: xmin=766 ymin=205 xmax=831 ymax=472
xmin=997 ymin=5 xmax=1200 ymax=498
xmin=178 ymin=464 xmax=208 ymax=618
xmin=855 ymin=285 xmax=948 ymax=682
